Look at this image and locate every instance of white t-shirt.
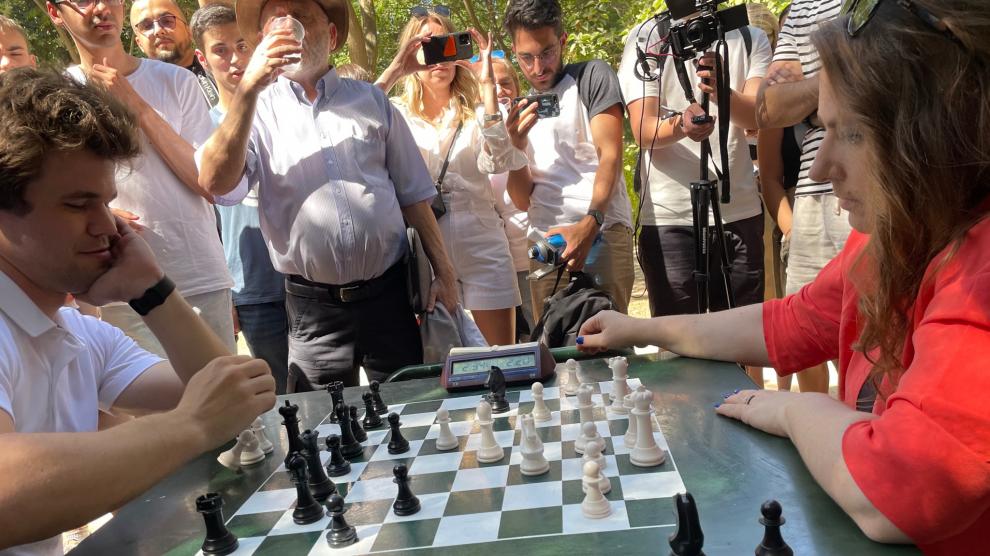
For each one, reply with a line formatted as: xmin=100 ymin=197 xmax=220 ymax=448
xmin=0 ymin=272 xmax=161 ymax=556
xmin=67 ymin=60 xmax=232 ymax=298
xmin=491 ymin=172 xmax=530 ymax=272
xmin=618 ymin=25 xmax=771 ymax=226
xmin=524 ymin=61 xmax=634 ymax=234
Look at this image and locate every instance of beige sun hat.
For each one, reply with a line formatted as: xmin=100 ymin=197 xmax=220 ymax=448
xmin=236 ymin=0 xmax=349 ymax=51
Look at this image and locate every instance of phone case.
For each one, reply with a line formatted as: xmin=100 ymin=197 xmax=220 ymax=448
xmin=422 ymin=33 xmax=474 ymax=65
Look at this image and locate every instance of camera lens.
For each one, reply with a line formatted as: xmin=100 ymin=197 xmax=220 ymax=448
xmin=459 ymin=34 xmax=470 ymax=45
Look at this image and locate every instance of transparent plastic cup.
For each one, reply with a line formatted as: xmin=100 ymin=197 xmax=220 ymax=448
xmin=266 ymin=16 xmax=305 ymax=73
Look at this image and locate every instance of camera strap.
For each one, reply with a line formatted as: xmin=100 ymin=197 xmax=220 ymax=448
xmin=714 ymin=36 xmax=732 ymax=203
xmin=435 ymin=120 xmax=464 ymax=195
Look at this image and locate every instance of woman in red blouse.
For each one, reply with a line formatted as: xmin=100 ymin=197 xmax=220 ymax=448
xmin=577 ymin=1 xmax=989 ymax=553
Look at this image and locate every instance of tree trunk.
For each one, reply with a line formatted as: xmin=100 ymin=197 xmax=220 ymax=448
xmin=357 ymin=0 xmax=378 ymax=71
xmin=345 ymin=0 xmax=370 ymax=70
xmin=32 ymin=0 xmax=80 ymax=64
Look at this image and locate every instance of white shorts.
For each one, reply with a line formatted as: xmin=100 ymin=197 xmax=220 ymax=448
xmin=784 ymin=193 xmax=853 ymax=295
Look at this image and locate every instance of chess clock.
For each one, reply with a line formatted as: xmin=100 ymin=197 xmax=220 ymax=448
xmin=441 ymin=342 xmax=555 ymax=391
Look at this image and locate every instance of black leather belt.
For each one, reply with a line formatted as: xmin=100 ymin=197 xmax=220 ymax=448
xmin=286 ymin=262 xmax=404 ymax=303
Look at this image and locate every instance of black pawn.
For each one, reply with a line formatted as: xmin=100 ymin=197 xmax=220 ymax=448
xmin=485 ymin=366 xmax=510 ymax=414
xmin=391 ymin=463 xmax=420 ymax=516
xmin=326 ymin=381 xmax=344 ymax=424
xmin=299 ymin=429 xmax=336 ymax=502
xmin=386 ymin=412 xmax=409 ymax=454
xmin=669 ymin=492 xmax=705 ymax=556
xmin=337 ymin=404 xmax=364 ymax=460
xmin=370 ymin=380 xmax=389 ymax=414
xmin=324 ymin=435 xmax=351 ymax=477
xmin=279 ymin=400 xmax=303 ymax=455
xmin=286 ymin=453 xmax=324 ymax=525
xmin=362 ymin=392 xmax=384 ymax=429
xmin=349 ymin=405 xmax=368 ymax=442
xmin=755 ymin=500 xmax=793 ymax=556
xmin=196 ymin=492 xmax=238 ymax=556
xmin=325 ymin=493 xmax=358 ymax=547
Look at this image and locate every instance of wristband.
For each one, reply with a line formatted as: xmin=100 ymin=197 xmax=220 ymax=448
xmin=128 ymin=275 xmax=175 ymax=316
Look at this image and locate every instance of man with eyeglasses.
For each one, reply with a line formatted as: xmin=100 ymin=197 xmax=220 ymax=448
xmin=131 ymin=0 xmax=220 ymax=107
xmin=501 ymin=0 xmax=635 ymax=319
xmin=754 ymin=0 xmax=845 ymax=394
xmin=0 ymin=16 xmax=37 ymax=74
xmin=46 ymin=0 xmax=236 ymax=357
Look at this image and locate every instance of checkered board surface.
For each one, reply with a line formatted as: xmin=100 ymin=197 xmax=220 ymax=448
xmin=208 ymin=379 xmax=686 ymax=555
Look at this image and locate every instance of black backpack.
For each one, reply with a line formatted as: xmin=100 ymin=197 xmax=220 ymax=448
xmin=530 ymin=272 xmax=615 ymax=348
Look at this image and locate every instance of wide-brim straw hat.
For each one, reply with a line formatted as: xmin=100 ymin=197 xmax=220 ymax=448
xmin=236 ymin=0 xmax=349 ymax=52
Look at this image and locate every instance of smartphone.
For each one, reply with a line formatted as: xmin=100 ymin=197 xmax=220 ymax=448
xmin=512 ymin=93 xmax=561 ymax=119
xmin=690 ymin=114 xmax=714 ymax=125
xmin=422 ymin=32 xmax=474 ymax=65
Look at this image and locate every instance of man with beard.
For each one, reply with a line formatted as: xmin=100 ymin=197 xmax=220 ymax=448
xmin=46 ymin=0 xmax=236 ymax=356
xmin=501 ymin=0 xmax=634 ymax=319
xmin=131 ymin=0 xmax=220 ymax=107
xmin=198 ymin=0 xmax=458 ymax=389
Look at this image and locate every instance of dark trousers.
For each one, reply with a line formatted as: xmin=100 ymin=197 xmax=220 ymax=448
xmin=284 ymin=263 xmax=422 ymax=391
xmin=638 ymin=213 xmax=765 ymax=317
xmin=237 ymin=301 xmax=290 ymax=395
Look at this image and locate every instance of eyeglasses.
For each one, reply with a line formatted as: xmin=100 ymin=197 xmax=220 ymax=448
xmin=513 ymin=43 xmax=559 ymax=68
xmin=410 ymin=5 xmax=451 ymax=18
xmin=134 ymin=13 xmax=179 ymax=35
xmin=469 ymin=50 xmax=506 ymax=64
xmin=52 ymin=0 xmax=123 ymax=11
xmin=842 ymin=0 xmax=962 ymax=45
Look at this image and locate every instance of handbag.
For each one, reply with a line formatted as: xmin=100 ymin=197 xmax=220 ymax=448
xmin=430 ymin=120 xmax=464 ymax=220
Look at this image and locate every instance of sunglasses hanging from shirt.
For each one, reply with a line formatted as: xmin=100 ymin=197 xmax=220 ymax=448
xmin=430 ymin=120 xmax=463 ymax=220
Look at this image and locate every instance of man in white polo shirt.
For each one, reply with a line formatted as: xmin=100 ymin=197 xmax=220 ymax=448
xmin=0 ymin=69 xmax=275 ymax=555
xmin=502 ymin=0 xmax=635 ymax=319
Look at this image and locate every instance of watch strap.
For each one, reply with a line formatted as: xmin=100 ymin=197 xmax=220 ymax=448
xmin=587 ymin=209 xmax=604 ymax=227
xmin=483 ymin=112 xmax=503 ymax=122
xmin=128 ymin=275 xmax=175 ymax=316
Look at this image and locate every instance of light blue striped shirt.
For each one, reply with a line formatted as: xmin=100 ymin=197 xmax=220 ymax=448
xmin=218 ymin=69 xmax=436 ymax=285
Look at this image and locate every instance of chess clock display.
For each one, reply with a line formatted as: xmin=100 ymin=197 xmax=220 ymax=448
xmin=441 ymin=341 xmax=555 ymax=391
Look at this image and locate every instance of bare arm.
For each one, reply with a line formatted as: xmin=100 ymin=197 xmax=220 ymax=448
xmin=717 ymin=391 xmax=911 ymax=543
xmin=401 ymin=200 xmax=457 ymax=312
xmin=756 ymin=61 xmax=819 ymax=129
xmin=577 ymin=303 xmax=771 ymax=367
xmin=727 ymin=77 xmax=762 ymax=130
xmin=504 ymin=100 xmax=539 ymax=211
xmin=757 ymin=127 xmax=793 ymax=236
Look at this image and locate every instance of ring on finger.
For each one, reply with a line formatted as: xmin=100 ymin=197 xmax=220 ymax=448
xmin=745 ymin=394 xmax=757 ymax=405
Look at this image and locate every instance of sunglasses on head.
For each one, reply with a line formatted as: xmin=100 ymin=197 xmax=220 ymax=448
xmin=52 ymin=0 xmax=123 ymax=10
xmin=410 ymin=4 xmax=451 ymax=18
xmin=842 ymin=0 xmax=961 ymax=45
xmin=469 ymin=50 xmax=506 ymax=64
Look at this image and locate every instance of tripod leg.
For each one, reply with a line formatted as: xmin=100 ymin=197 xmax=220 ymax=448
xmin=709 ymin=197 xmax=736 ymax=310
xmin=690 ymin=181 xmax=713 ymax=314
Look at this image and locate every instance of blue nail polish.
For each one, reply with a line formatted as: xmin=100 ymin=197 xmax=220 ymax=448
xmin=734 ymin=389 xmax=740 ymax=394
xmin=721 ymin=391 xmax=733 ymax=399
xmin=576 ymin=336 xmax=584 ymax=345
xmin=713 ymin=403 xmax=721 ymax=409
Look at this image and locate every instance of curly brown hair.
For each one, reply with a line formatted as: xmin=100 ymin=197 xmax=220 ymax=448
xmin=0 ymin=68 xmax=140 ymax=214
xmin=813 ymin=1 xmax=990 ymax=387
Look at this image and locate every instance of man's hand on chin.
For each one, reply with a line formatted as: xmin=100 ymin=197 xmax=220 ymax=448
xmin=77 ymin=216 xmax=164 ymax=307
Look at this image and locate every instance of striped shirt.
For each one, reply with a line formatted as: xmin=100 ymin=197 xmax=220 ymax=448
xmin=773 ymin=0 xmax=842 ymax=196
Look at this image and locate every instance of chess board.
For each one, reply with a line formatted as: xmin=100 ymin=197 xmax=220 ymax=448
xmin=208 ymin=379 xmax=687 ymax=555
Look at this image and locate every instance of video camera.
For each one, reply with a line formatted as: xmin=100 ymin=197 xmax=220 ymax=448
xmin=666 ymin=0 xmax=749 ymax=59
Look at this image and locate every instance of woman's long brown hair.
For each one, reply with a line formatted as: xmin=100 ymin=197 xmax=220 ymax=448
xmin=813 ymin=1 xmax=990 ymax=386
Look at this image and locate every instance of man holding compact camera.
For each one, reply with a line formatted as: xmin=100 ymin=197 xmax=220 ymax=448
xmin=617 ymin=1 xmax=771 ymax=317
xmin=503 ymin=0 xmax=635 ymax=319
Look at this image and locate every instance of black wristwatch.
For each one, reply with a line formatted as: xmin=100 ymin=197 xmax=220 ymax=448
xmin=587 ymin=209 xmax=604 ymax=227
xmin=128 ymin=275 xmax=175 ymax=316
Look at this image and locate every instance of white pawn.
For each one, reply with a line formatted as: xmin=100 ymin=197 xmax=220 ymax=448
xmin=251 ymin=417 xmax=274 ymax=455
xmin=630 ymin=391 xmax=666 ymax=467
xmin=577 ymin=420 xmax=603 ymax=458
xmin=519 ymin=415 xmax=550 ymax=476
xmin=435 ymin=408 xmax=459 ymax=451
xmin=561 ymin=359 xmax=580 ymax=396
xmin=581 ymin=438 xmax=610 ymax=494
xmin=623 ymin=403 xmax=637 ymax=449
xmin=475 ymin=400 xmax=504 ymax=463
xmin=580 ymin=461 xmax=611 ymax=519
xmin=573 ymin=385 xmax=595 ymax=454
xmin=238 ymin=429 xmax=266 ymax=465
xmin=531 ymin=382 xmax=551 ymax=422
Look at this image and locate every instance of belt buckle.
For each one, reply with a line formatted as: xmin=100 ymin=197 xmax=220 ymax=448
xmin=338 ymin=284 xmax=363 ymax=303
